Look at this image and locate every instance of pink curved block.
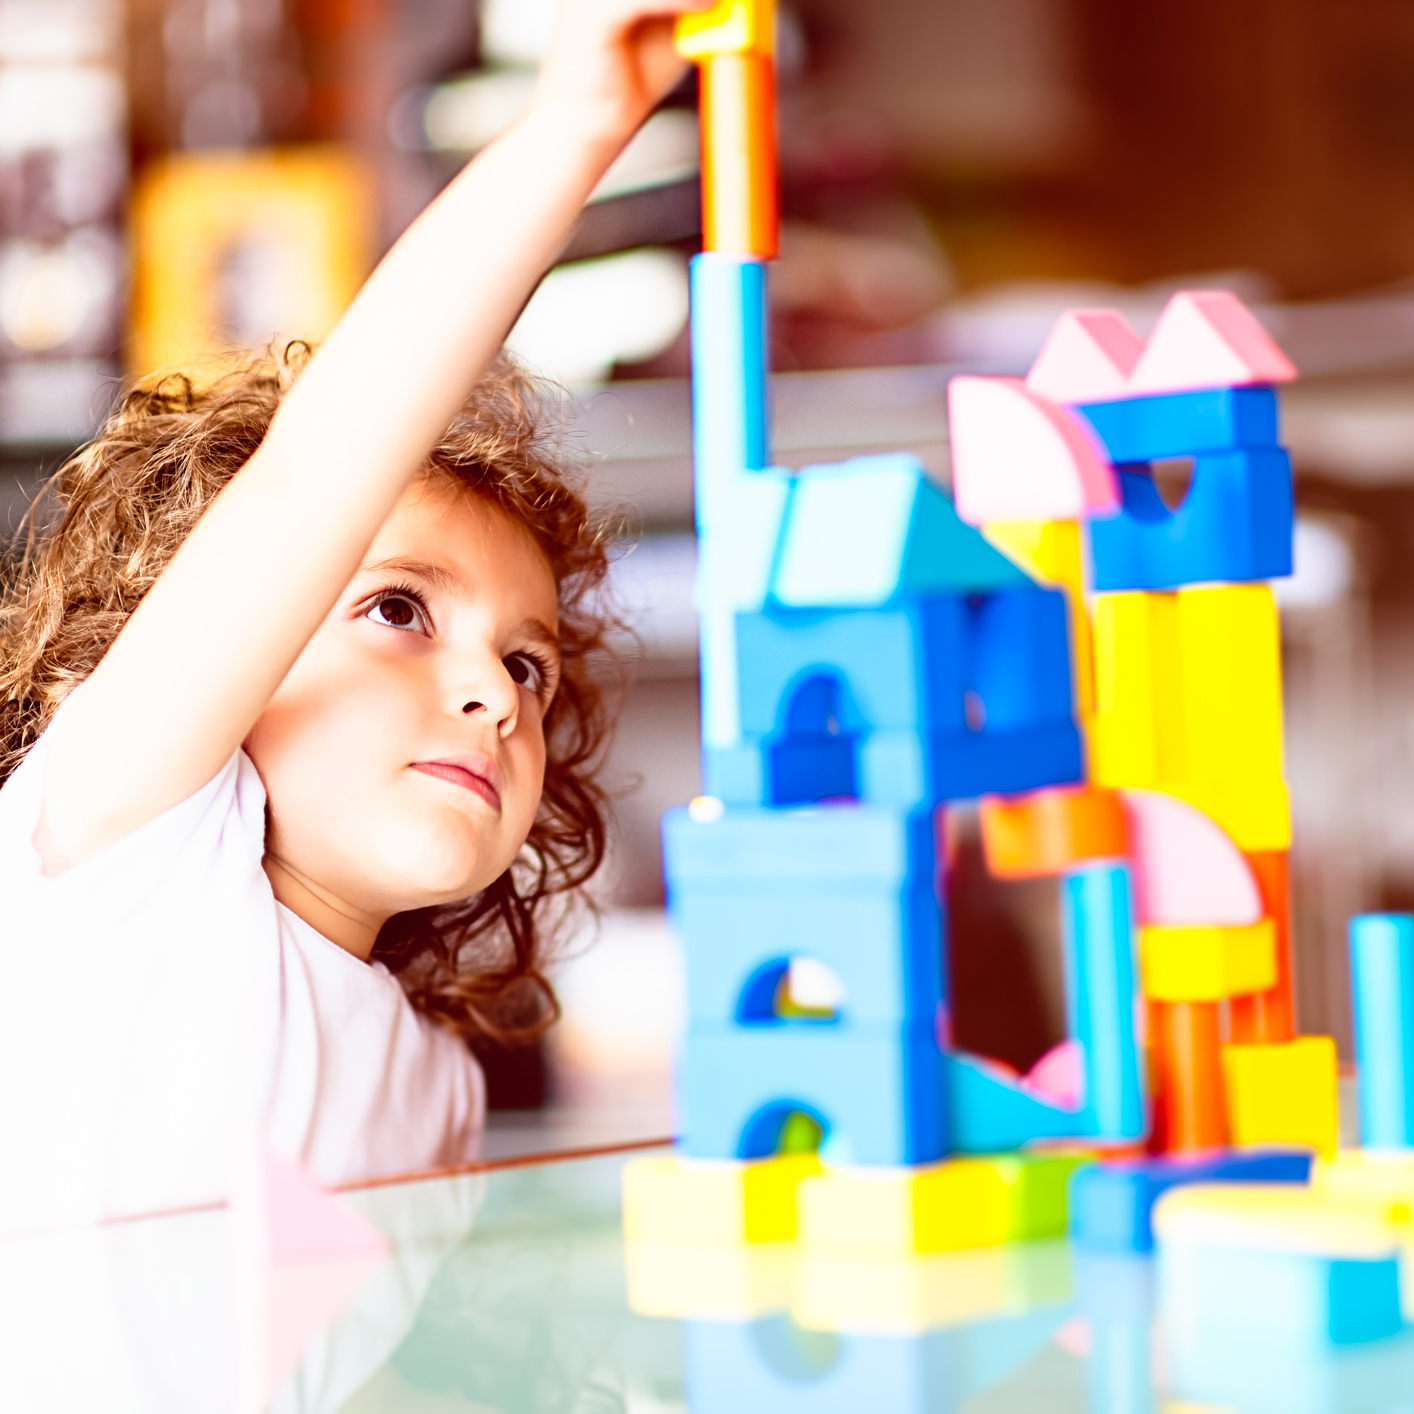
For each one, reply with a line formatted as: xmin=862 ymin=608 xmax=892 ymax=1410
xmin=1025 ymin=309 xmax=1145 ymax=403
xmin=1023 ymin=1039 xmax=1085 ymax=1110
xmin=948 ymin=376 xmax=1120 ymax=525
xmin=1120 ymin=788 xmax=1263 ymax=926
xmin=1129 ymin=291 xmax=1298 ymax=394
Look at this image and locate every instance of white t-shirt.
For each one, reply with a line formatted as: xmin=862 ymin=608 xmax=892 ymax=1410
xmin=0 ymin=710 xmax=485 ymax=1233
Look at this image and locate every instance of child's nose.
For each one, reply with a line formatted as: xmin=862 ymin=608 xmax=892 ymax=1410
xmin=449 ymin=655 xmax=519 ymax=736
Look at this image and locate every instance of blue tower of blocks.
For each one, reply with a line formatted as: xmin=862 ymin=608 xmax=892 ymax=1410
xmin=667 ymin=251 xmax=1144 ymax=1167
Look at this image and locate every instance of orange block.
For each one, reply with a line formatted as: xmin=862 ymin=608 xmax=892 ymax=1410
xmin=1150 ymin=1000 xmax=1228 ymax=1154
xmin=1228 ymin=851 xmax=1294 ymax=1044
xmin=979 ymin=785 xmax=1126 ymax=879
xmin=700 ymin=52 xmax=777 ymax=257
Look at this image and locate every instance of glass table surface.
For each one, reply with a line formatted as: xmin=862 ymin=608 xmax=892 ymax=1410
xmin=4 ymin=1143 xmax=1414 ymax=1413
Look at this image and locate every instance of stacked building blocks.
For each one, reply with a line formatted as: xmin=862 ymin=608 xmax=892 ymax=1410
xmin=620 ymin=0 xmax=1385 ymax=1358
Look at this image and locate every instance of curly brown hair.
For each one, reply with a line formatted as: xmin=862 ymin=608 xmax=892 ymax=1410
xmin=0 ymin=346 xmax=622 ymax=1048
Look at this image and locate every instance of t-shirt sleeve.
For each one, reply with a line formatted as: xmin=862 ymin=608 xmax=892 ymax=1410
xmin=0 ymin=702 xmax=269 ymax=924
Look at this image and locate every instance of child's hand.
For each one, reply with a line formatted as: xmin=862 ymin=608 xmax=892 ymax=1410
xmin=533 ymin=0 xmax=712 ymax=146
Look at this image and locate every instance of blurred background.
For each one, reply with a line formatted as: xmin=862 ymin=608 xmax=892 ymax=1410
xmin=4 ymin=0 xmax=1414 ymax=1137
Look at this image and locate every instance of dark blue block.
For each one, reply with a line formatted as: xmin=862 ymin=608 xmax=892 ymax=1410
xmin=679 ymin=1019 xmax=948 ymax=1164
xmin=1073 ymin=386 xmax=1279 ymax=463
xmin=924 ymin=720 xmax=1084 ymax=800
xmin=1088 ymin=447 xmax=1293 ymax=592
xmin=1070 ymin=1149 xmax=1314 ymax=1253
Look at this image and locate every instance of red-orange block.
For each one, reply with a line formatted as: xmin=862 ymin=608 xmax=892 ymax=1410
xmin=700 ymin=52 xmax=777 ymax=257
xmin=979 ymin=785 xmax=1126 ymax=880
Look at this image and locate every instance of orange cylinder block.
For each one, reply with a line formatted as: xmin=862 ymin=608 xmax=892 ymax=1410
xmin=699 ymin=52 xmax=777 ymax=257
xmin=978 ymin=785 xmax=1126 ymax=880
xmin=1149 ymin=1000 xmax=1228 ymax=1153
xmin=1228 ymin=850 xmax=1294 ymax=1043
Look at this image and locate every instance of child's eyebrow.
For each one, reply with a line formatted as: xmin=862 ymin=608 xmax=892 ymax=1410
xmin=361 ymin=556 xmax=465 ymax=596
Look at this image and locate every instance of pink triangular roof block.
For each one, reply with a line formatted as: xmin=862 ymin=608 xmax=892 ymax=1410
xmin=947 ymin=376 xmax=1119 ymax=525
xmin=1023 ymin=1039 xmax=1084 ymax=1110
xmin=1128 ymin=291 xmax=1297 ymax=395
xmin=1025 ymin=309 xmax=1145 ymax=403
xmin=1121 ymin=788 xmax=1264 ymax=926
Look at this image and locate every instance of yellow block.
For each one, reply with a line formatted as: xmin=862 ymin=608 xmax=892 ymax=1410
xmin=1140 ymin=919 xmax=1277 ymax=1002
xmin=130 ymin=146 xmax=372 ymax=379
xmin=622 ymin=1153 xmax=821 ymax=1247
xmin=1222 ymin=1037 xmax=1340 ymax=1160
xmin=624 ymin=1240 xmax=795 ymax=1320
xmin=1153 ymin=1182 xmax=1401 ymax=1256
xmin=795 ymin=1152 xmax=1087 ymax=1259
xmin=1091 ymin=584 xmax=1289 ymax=851
xmin=675 ymin=0 xmax=773 ymax=57
xmin=792 ymin=1239 xmax=1074 ymax=1336
xmin=983 ymin=519 xmax=1094 ymax=722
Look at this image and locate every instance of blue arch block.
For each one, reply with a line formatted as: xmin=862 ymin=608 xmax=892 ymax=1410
xmin=1087 ymin=448 xmax=1293 ymax=591
xmin=679 ymin=1020 xmax=947 ymax=1165
xmin=663 ymin=804 xmax=944 ymax=1028
xmin=1073 ymin=386 xmax=1279 ymax=464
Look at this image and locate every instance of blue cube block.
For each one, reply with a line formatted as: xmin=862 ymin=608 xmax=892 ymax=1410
xmin=1088 ymin=447 xmax=1293 ymax=592
xmin=1070 ymin=1150 xmax=1314 ymax=1253
xmin=1073 ymin=386 xmax=1279 ymax=463
xmin=679 ymin=1019 xmax=947 ymax=1165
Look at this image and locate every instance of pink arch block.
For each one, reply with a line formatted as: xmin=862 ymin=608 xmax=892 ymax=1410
xmin=948 ymin=376 xmax=1119 ymax=525
xmin=1025 ymin=309 xmax=1145 ymax=404
xmin=1129 ymin=291 xmax=1298 ymax=395
xmin=1120 ymin=788 xmax=1263 ymax=926
xmin=231 ymin=1138 xmax=390 ymax=1413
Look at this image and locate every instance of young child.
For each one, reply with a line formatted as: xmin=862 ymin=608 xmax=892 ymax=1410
xmin=0 ymin=0 xmax=703 ymax=1229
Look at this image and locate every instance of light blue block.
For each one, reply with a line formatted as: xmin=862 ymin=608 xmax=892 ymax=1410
xmin=1088 ymin=447 xmax=1293 ymax=592
xmin=1159 ymin=1241 xmax=1403 ymax=1355
xmin=1349 ymin=913 xmax=1414 ymax=1149
xmin=679 ymin=1019 xmax=947 ymax=1164
xmin=945 ymin=1052 xmax=1084 ymax=1152
xmin=671 ymin=880 xmax=944 ymax=1026
xmin=663 ymin=802 xmax=933 ymax=884
xmin=1062 ymin=862 xmax=1144 ymax=1142
xmin=1073 ymin=386 xmax=1279 ymax=463
xmin=771 ymin=455 xmax=1028 ymax=608
xmin=689 ymin=252 xmax=768 ymax=494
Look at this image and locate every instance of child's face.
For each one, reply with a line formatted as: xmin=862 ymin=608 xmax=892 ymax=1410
xmin=244 ymin=477 xmax=561 ymax=939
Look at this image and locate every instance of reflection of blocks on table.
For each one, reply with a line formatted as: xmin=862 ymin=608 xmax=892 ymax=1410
xmin=792 ymin=1240 xmax=1075 ymax=1336
xmin=795 ymin=1153 xmax=1089 ymax=1260
xmin=622 ymin=1153 xmax=822 ymax=1246
xmin=624 ymin=1239 xmax=796 ymax=1322
xmin=1155 ymin=1183 xmax=1405 ymax=1349
xmin=1069 ymin=1149 xmax=1313 ymax=1252
xmin=1139 ymin=920 xmax=1276 ymax=1002
xmin=1222 ymin=1036 xmax=1340 ymax=1160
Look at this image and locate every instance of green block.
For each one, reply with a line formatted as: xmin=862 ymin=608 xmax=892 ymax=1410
xmin=987 ymin=1152 xmax=1093 ymax=1240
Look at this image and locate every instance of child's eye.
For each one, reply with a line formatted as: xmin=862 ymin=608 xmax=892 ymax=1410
xmin=367 ymin=594 xmax=428 ymax=633
xmin=503 ymin=652 xmax=546 ymax=696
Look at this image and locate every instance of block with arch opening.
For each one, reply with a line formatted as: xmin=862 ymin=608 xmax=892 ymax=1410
xmin=709 ymin=584 xmax=1083 ymax=808
xmin=679 ymin=1019 xmax=948 ymax=1166
xmin=663 ymin=803 xmax=944 ymax=1027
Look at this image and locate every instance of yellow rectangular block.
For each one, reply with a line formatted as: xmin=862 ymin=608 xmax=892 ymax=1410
xmin=624 ymin=1240 xmax=794 ymax=1321
xmin=1140 ymin=919 xmax=1277 ymax=1002
xmin=791 ymin=1239 xmax=1074 ymax=1335
xmin=1222 ymin=1037 xmax=1340 ymax=1160
xmin=795 ymin=1152 xmax=1087 ymax=1259
xmin=621 ymin=1153 xmax=820 ymax=1247
xmin=675 ymin=0 xmax=773 ymax=57
xmin=1153 ymin=1182 xmax=1401 ymax=1257
xmin=1091 ymin=584 xmax=1289 ymax=851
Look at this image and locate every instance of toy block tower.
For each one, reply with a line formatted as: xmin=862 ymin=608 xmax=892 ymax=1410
xmin=626 ymin=0 xmax=1157 ymax=1255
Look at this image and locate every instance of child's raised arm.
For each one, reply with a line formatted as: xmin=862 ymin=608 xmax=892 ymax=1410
xmin=35 ymin=0 xmax=703 ymax=874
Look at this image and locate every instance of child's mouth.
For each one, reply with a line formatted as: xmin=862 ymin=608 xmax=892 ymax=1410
xmin=411 ymin=758 xmax=502 ymax=812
